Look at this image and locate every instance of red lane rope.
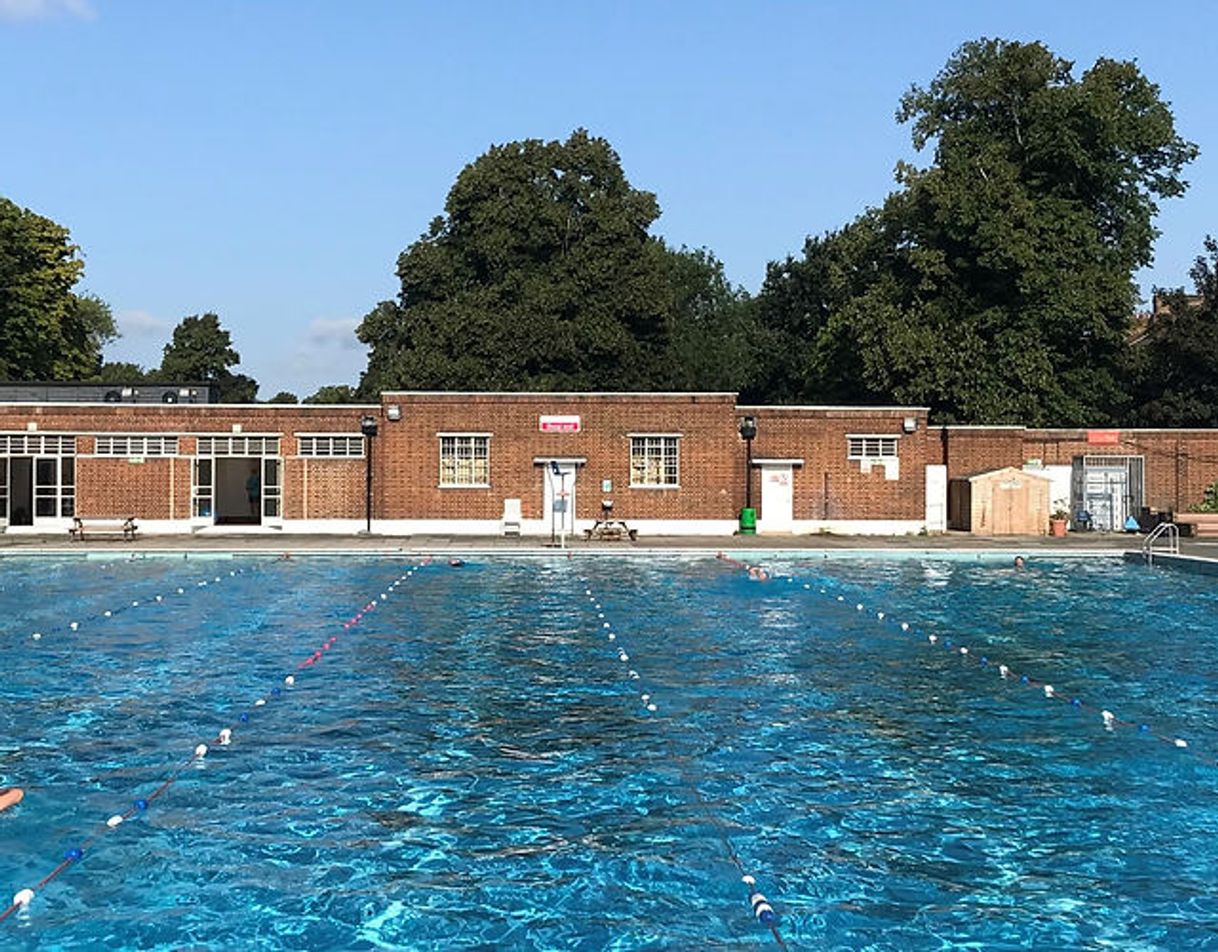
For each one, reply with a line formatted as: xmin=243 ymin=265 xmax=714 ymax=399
xmin=0 ymin=557 xmax=433 ymax=926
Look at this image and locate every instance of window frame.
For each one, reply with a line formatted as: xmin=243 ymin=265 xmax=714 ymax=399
xmin=629 ymin=433 xmax=681 ymax=489
xmin=846 ymin=435 xmax=900 ymax=460
xmin=437 ymin=432 xmax=491 ymax=488
xmin=295 ymin=434 xmax=366 ymax=458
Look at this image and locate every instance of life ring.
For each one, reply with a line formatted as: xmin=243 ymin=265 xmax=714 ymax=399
xmin=0 ymin=788 xmax=24 ymax=812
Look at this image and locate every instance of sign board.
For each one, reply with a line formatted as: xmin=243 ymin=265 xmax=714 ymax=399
xmin=539 ymin=415 xmax=581 ymax=433
xmin=1087 ymin=429 xmax=1120 ymax=445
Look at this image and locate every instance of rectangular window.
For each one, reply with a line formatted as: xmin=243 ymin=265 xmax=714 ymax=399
xmin=297 ymin=435 xmax=365 ymax=458
xmin=847 ymin=436 xmax=899 ymax=459
xmin=94 ymin=435 xmax=179 ymax=457
xmin=439 ymin=434 xmax=490 ymax=487
xmin=630 ymin=435 xmax=680 ymax=487
xmin=0 ymin=434 xmax=76 ymax=456
xmin=196 ymin=436 xmax=280 ymax=457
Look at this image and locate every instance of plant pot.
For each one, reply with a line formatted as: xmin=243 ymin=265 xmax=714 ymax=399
xmin=1049 ymin=518 xmax=1067 ymax=537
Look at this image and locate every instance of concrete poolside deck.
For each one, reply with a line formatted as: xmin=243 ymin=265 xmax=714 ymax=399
xmin=1 ymin=528 xmax=1214 ymax=559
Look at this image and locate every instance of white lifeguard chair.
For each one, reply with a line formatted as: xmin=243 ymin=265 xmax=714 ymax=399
xmin=501 ymin=498 xmax=522 ymax=537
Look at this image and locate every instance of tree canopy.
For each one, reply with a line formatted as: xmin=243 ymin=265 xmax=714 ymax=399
xmin=159 ymin=312 xmax=258 ymax=402
xmin=359 ymin=130 xmax=683 ymax=393
xmin=0 ymin=197 xmax=116 ymax=380
xmin=1127 ymin=238 xmax=1218 ymax=427
xmin=756 ymin=39 xmax=1198 ymax=424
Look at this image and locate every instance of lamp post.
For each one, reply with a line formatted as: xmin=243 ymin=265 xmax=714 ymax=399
xmin=360 ymin=414 xmax=378 ymax=534
xmin=738 ymin=415 xmax=757 ymax=534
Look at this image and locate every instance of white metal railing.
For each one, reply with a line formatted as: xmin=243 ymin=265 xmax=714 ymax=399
xmin=1142 ymin=521 xmax=1179 ymax=565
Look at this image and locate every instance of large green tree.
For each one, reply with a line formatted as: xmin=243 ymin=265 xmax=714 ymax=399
xmin=0 ymin=198 xmax=116 ymax=379
xmin=1127 ymin=238 xmax=1218 ymax=427
xmin=358 ymin=130 xmax=677 ymax=393
xmin=159 ymin=312 xmax=258 ymax=402
xmin=758 ymin=39 xmax=1197 ymax=424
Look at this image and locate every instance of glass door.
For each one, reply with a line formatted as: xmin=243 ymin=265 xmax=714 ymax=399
xmin=33 ymin=457 xmax=60 ymax=522
xmin=262 ymin=456 xmax=282 ymax=527
xmin=192 ymin=458 xmax=214 ymax=522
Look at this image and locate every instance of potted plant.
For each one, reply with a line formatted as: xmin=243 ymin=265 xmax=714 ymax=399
xmin=1049 ymin=508 xmax=1069 ymax=537
xmin=1179 ymin=480 xmax=1218 ymax=538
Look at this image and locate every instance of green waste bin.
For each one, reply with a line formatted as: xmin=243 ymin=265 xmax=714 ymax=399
xmin=739 ymin=507 xmax=757 ymax=535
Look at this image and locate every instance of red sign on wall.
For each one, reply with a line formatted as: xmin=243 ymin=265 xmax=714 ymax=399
xmin=1086 ymin=429 xmax=1120 ymax=445
xmin=539 ymin=415 xmax=581 ymax=433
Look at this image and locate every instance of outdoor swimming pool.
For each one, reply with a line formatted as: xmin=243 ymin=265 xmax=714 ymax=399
xmin=1 ymin=553 xmax=1217 ymax=949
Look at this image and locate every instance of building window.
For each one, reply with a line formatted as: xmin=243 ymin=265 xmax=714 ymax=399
xmin=94 ymin=435 xmax=179 ymax=457
xmin=439 ymin=434 xmax=490 ymax=487
xmin=847 ymin=436 xmax=899 ymax=459
xmin=630 ymin=435 xmax=680 ymax=487
xmin=0 ymin=434 xmax=76 ymax=455
xmin=297 ymin=435 xmax=365 ymax=458
xmin=196 ymin=436 xmax=281 ymax=456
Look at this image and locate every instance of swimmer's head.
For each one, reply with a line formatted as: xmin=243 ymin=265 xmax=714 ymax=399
xmin=1013 ymin=555 xmax=1026 ymax=568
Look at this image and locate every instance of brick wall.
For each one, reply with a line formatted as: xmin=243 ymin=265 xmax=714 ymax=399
xmin=373 ymin=393 xmax=743 ymax=521
xmin=744 ymin=407 xmax=930 ymax=520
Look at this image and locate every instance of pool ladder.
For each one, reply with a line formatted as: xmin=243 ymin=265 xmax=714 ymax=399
xmin=1142 ymin=521 xmax=1179 ymax=565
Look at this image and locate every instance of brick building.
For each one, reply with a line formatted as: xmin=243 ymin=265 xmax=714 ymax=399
xmin=0 ymin=391 xmax=1215 ymax=536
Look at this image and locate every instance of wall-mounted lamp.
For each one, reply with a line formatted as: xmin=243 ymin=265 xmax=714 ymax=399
xmin=386 ymin=404 xmax=402 ymax=422
xmin=902 ymin=416 xmax=918 ymax=433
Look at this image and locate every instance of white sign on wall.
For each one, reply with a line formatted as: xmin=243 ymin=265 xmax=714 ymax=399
xmin=539 ymin=415 xmax=581 ymax=433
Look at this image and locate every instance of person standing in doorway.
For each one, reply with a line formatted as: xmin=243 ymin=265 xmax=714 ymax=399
xmin=246 ymin=467 xmax=261 ymax=517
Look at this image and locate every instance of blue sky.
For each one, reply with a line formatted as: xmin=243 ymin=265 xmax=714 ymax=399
xmin=2 ymin=1 xmax=1216 ymax=398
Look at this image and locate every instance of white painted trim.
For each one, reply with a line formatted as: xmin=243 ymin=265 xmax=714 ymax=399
xmin=737 ymin=404 xmax=930 ymax=412
xmin=380 ymin=391 xmax=737 ymax=398
xmin=752 ymin=458 xmax=804 ymax=466
xmin=532 ymin=457 xmax=588 ymax=465
xmin=627 ymin=432 xmax=683 ymax=438
xmin=790 ymin=519 xmax=926 ymax=536
xmin=436 ymin=431 xmax=493 ymax=438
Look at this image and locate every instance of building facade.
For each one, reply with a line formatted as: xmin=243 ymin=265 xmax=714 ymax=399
xmin=0 ymin=391 xmax=1214 ymax=536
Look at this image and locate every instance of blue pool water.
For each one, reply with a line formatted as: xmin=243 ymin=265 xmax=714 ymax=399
xmin=2 ymin=553 xmax=1218 ymax=950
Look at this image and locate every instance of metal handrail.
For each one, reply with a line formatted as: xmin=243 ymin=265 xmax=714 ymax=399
xmin=1142 ymin=521 xmax=1179 ymax=565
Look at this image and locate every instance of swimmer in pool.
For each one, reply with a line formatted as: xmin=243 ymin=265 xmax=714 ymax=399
xmin=0 ymin=787 xmax=24 ymax=812
xmin=1013 ymin=555 xmax=1026 ymax=569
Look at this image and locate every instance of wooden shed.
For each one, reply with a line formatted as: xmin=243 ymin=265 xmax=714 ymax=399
xmin=947 ymin=466 xmax=1052 ymax=535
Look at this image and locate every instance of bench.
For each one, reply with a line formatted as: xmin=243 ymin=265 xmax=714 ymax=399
xmin=1178 ymin=517 xmax=1218 ymax=538
xmin=69 ymin=517 xmax=139 ymax=542
xmin=584 ymin=520 xmax=638 ymax=542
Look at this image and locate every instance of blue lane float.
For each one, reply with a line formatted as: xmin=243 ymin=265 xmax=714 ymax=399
xmin=0 ymin=557 xmax=434 ymax=927
xmin=576 ymin=571 xmax=788 ymax=949
xmin=715 ymin=552 xmax=1208 ymax=764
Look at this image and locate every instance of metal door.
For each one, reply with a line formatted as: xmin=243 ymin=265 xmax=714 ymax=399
xmin=758 ymin=465 xmax=794 ymax=532
xmin=542 ymin=462 xmax=577 ymax=536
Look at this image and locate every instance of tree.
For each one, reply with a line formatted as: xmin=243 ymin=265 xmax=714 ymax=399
xmin=1127 ymin=238 xmax=1218 ymax=427
xmin=89 ymin=361 xmax=147 ymax=384
xmin=303 ymin=384 xmax=360 ymax=404
xmin=661 ymin=245 xmax=763 ymax=395
xmin=358 ymin=130 xmax=675 ymax=393
xmin=266 ymin=390 xmax=299 ymax=404
xmin=158 ymin=312 xmax=258 ymax=403
xmin=756 ymin=39 xmax=1197 ymax=424
xmin=0 ymin=198 xmax=116 ymax=379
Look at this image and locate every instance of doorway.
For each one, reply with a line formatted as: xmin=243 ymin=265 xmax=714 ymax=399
xmin=215 ymin=458 xmax=262 ymax=525
xmin=542 ymin=461 xmax=578 ymax=537
xmin=757 ymin=463 xmax=795 ymax=532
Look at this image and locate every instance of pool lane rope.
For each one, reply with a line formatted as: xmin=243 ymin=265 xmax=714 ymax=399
xmin=0 ymin=558 xmax=433 ymax=926
xmin=715 ymin=552 xmax=1214 ymax=765
xmin=576 ymin=573 xmax=789 ymax=949
xmin=18 ymin=560 xmax=270 ymax=646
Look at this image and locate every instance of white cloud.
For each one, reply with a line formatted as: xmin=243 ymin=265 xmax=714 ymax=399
xmin=0 ymin=0 xmax=95 ymax=21
xmin=115 ymin=308 xmax=169 ymax=338
xmin=304 ymin=317 xmax=363 ymax=351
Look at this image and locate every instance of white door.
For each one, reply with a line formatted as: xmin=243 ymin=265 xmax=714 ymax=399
xmin=262 ymin=456 xmax=283 ymax=528
xmin=542 ymin=462 xmax=577 ymax=537
xmin=758 ymin=465 xmax=794 ymax=532
xmin=925 ymin=464 xmax=947 ymax=532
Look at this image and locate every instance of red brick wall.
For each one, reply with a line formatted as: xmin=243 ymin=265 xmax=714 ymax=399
xmin=938 ymin=426 xmax=1218 ymax=514
xmin=372 ymin=393 xmax=742 ymax=521
xmin=747 ymin=407 xmax=930 ymax=520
